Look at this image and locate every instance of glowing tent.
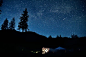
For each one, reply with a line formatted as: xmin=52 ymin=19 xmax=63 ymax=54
xmin=55 ymin=47 xmax=66 ymax=50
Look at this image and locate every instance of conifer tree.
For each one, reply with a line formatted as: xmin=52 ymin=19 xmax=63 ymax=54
xmin=48 ymin=35 xmax=52 ymax=38
xmin=9 ymin=17 xmax=15 ymax=30
xmin=18 ymin=8 xmax=29 ymax=32
xmin=1 ymin=18 xmax=8 ymax=30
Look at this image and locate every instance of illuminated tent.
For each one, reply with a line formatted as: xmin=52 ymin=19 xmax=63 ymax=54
xmin=54 ymin=47 xmax=66 ymax=53
xmin=55 ymin=47 xmax=66 ymax=50
xmin=49 ymin=47 xmax=66 ymax=53
xmin=54 ymin=47 xmax=66 ymax=55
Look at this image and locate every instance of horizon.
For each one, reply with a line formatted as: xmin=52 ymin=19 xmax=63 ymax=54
xmin=0 ymin=29 xmax=85 ymax=38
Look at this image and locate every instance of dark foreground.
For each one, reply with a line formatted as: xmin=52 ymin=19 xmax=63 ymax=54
xmin=1 ymin=51 xmax=86 ymax=57
xmin=1 ymin=43 xmax=86 ymax=57
xmin=0 ymin=30 xmax=86 ymax=57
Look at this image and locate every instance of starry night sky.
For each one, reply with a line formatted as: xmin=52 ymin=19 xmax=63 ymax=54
xmin=0 ymin=0 xmax=86 ymax=38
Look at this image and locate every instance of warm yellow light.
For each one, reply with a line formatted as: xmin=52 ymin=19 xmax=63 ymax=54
xmin=42 ymin=51 xmax=45 ymax=54
xmin=42 ymin=47 xmax=50 ymax=54
xmin=36 ymin=51 xmax=38 ymax=53
xmin=45 ymin=49 xmax=48 ymax=52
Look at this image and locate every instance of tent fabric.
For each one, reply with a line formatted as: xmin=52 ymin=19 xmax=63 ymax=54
xmin=55 ymin=47 xmax=66 ymax=50
xmin=49 ymin=47 xmax=66 ymax=53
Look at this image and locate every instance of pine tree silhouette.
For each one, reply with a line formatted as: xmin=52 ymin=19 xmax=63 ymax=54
xmin=1 ymin=18 xmax=8 ymax=30
xmin=57 ymin=35 xmax=62 ymax=39
xmin=48 ymin=35 xmax=52 ymax=38
xmin=71 ymin=34 xmax=78 ymax=38
xmin=9 ymin=17 xmax=15 ymax=30
xmin=18 ymin=8 xmax=29 ymax=32
xmin=60 ymin=35 xmax=61 ymax=38
xmin=0 ymin=0 xmax=3 ymax=14
xmin=56 ymin=35 xmax=59 ymax=38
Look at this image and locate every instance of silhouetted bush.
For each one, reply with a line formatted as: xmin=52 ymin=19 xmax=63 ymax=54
xmin=71 ymin=34 xmax=78 ymax=38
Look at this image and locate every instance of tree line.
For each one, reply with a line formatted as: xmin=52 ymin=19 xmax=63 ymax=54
xmin=0 ymin=8 xmax=29 ymax=32
xmin=0 ymin=8 xmax=84 ymax=38
xmin=48 ymin=34 xmax=79 ymax=38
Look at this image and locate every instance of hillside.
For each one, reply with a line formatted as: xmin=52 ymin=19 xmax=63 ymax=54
xmin=0 ymin=30 xmax=47 ymax=42
xmin=0 ymin=30 xmax=86 ymax=57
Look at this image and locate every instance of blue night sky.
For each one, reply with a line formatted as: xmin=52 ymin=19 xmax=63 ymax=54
xmin=0 ymin=0 xmax=86 ymax=38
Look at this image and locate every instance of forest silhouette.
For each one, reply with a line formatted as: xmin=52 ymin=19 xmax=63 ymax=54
xmin=0 ymin=2 xmax=86 ymax=56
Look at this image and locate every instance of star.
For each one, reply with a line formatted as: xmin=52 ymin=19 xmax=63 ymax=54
xmin=0 ymin=0 xmax=86 ymax=38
